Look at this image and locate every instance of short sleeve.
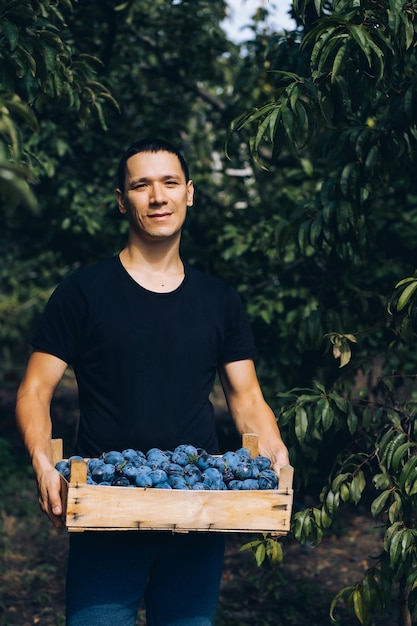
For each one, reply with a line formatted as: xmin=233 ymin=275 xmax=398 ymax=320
xmin=32 ymin=278 xmax=86 ymax=365
xmin=221 ymin=287 xmax=257 ymax=364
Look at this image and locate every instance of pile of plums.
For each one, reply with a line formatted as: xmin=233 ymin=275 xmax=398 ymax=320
xmin=55 ymin=443 xmax=278 ymax=490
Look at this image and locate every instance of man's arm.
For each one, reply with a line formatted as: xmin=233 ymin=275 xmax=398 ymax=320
xmin=15 ymin=351 xmax=68 ymax=527
xmin=218 ymin=359 xmax=289 ymax=474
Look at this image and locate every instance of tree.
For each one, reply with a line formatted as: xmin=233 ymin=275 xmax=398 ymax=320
xmin=0 ymin=0 xmax=119 ymax=378
xmin=226 ymin=1 xmax=417 ymax=624
xmin=0 ymin=0 xmax=116 ymax=209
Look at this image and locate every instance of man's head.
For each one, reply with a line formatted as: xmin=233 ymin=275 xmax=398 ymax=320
xmin=116 ymin=138 xmax=194 ymax=244
xmin=117 ymin=138 xmax=190 ymax=195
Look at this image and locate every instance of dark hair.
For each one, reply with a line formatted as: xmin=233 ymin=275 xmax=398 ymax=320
xmin=117 ymin=138 xmax=190 ymax=194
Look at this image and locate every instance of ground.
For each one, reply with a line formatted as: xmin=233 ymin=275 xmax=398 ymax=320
xmin=0 ymin=385 xmax=401 ymax=625
xmin=1 ymin=500 xmax=396 ymax=626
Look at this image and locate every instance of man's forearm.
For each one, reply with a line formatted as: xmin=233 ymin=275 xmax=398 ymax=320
xmin=16 ymin=389 xmax=55 ymax=475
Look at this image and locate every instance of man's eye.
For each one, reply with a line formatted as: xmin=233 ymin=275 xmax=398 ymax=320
xmin=165 ymin=181 xmax=178 ymax=186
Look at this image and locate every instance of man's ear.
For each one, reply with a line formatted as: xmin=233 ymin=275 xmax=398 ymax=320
xmin=116 ymin=189 xmax=127 ymax=214
xmin=186 ymin=180 xmax=195 ymax=207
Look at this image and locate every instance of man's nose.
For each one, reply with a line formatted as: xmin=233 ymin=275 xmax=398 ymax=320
xmin=150 ymin=183 xmax=166 ymax=204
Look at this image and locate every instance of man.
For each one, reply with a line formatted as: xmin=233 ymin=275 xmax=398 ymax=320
xmin=16 ymin=138 xmax=289 ymax=626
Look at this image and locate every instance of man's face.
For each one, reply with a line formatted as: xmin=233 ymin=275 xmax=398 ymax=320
xmin=116 ymin=151 xmax=194 ymax=242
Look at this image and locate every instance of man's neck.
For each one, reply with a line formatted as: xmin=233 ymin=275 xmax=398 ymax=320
xmin=119 ymin=240 xmax=185 ymax=293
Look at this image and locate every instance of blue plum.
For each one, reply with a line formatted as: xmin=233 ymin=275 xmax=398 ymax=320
xmin=234 ymin=461 xmax=255 ymax=480
xmin=253 ymin=455 xmax=272 ymax=471
xmin=122 ymin=463 xmax=140 ymax=483
xmin=111 ymin=476 xmax=131 ymax=487
xmin=241 ymin=479 xmax=259 ymax=490
xmin=149 ymin=469 xmax=168 ymax=486
xmin=235 ymin=447 xmax=251 ymax=460
xmin=55 ymin=460 xmax=70 ymax=479
xmin=258 ymin=469 xmax=278 ymax=489
xmin=103 ymin=450 xmax=124 ymax=466
xmin=135 ymin=473 xmax=153 ymax=488
xmin=168 ymin=475 xmax=188 ymax=490
xmin=91 ymin=463 xmax=116 ymax=483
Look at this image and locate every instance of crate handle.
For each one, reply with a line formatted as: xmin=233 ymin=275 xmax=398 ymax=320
xmin=278 ymin=465 xmax=294 ymax=492
xmin=51 ymin=438 xmax=63 ymax=466
xmin=242 ymin=432 xmax=259 ymax=457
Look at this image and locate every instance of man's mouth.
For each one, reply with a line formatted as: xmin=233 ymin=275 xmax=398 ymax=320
xmin=148 ymin=212 xmax=171 ymax=218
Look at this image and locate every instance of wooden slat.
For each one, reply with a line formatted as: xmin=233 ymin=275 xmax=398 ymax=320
xmin=64 ymin=483 xmax=293 ymax=534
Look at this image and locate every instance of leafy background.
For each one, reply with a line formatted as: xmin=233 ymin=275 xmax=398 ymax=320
xmin=2 ymin=1 xmax=417 ymax=624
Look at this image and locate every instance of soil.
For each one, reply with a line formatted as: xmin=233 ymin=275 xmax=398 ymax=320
xmin=0 ymin=385 xmax=401 ymax=626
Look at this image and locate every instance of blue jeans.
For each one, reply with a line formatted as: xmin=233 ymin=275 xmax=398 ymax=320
xmin=66 ymin=531 xmax=226 ymax=626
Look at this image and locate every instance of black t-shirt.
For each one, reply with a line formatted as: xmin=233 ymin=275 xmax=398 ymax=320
xmin=32 ymin=256 xmax=256 ymax=457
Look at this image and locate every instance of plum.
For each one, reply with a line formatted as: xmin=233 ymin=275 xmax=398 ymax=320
xmin=103 ymin=450 xmax=124 ymax=466
xmin=55 ymin=460 xmax=70 ymax=479
xmin=122 ymin=463 xmax=140 ymax=483
xmin=183 ymin=468 xmax=201 ymax=487
xmin=173 ymin=443 xmax=198 ymax=463
xmin=241 ymin=479 xmax=259 ymax=490
xmin=135 ymin=473 xmax=153 ymax=488
xmin=234 ymin=461 xmax=255 ymax=480
xmin=88 ymin=458 xmax=104 ymax=474
xmin=111 ymin=475 xmax=130 ymax=487
xmin=168 ymin=475 xmax=188 ymax=490
xmin=235 ymin=447 xmax=251 ymax=460
xmin=258 ymin=469 xmax=278 ymax=489
xmin=195 ymin=452 xmax=212 ymax=471
xmin=148 ymin=469 xmax=168 ymax=486
xmin=222 ymin=451 xmax=239 ymax=472
xmin=253 ymin=455 xmax=272 ymax=471
xmin=91 ymin=463 xmax=116 ymax=483
xmin=191 ymin=482 xmax=207 ymax=490
xmin=122 ymin=448 xmax=139 ymax=461
xmin=166 ymin=462 xmax=183 ymax=476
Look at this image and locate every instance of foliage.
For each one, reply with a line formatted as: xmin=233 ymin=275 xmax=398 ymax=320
xmin=0 ymin=0 xmax=117 ymax=210
xmin=226 ymin=1 xmax=417 ymax=624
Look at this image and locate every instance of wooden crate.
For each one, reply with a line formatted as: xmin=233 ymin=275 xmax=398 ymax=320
xmin=52 ymin=435 xmax=294 ymax=535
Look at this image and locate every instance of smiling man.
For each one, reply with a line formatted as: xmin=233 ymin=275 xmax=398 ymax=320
xmin=16 ymin=138 xmax=289 ymax=626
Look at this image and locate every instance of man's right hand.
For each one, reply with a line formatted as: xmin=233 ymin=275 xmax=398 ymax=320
xmin=37 ymin=465 xmax=65 ymax=528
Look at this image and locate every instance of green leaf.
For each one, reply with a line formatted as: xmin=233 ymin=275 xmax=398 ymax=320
xmin=295 ymin=405 xmax=309 ymax=443
xmin=254 ymin=542 xmax=266 ymax=566
xmin=325 ymin=489 xmax=339 ymax=517
xmin=298 ymin=219 xmax=311 ymax=253
xmin=1 ymin=19 xmax=20 ymax=51
xmin=330 ymin=586 xmax=353 ymax=621
xmin=397 ymin=280 xmax=417 ymax=312
xmin=371 ymin=489 xmax=391 ymax=518
xmin=350 ymin=473 xmax=365 ymax=504
xmin=331 ymin=40 xmax=349 ymax=83
xmin=391 ymin=442 xmax=414 ymax=472
xmin=340 ymin=163 xmax=357 ymax=198
xmin=293 ymin=508 xmax=312 ymax=543
xmin=353 ymin=585 xmax=369 ymax=626
xmin=398 ymin=455 xmax=417 ymax=490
